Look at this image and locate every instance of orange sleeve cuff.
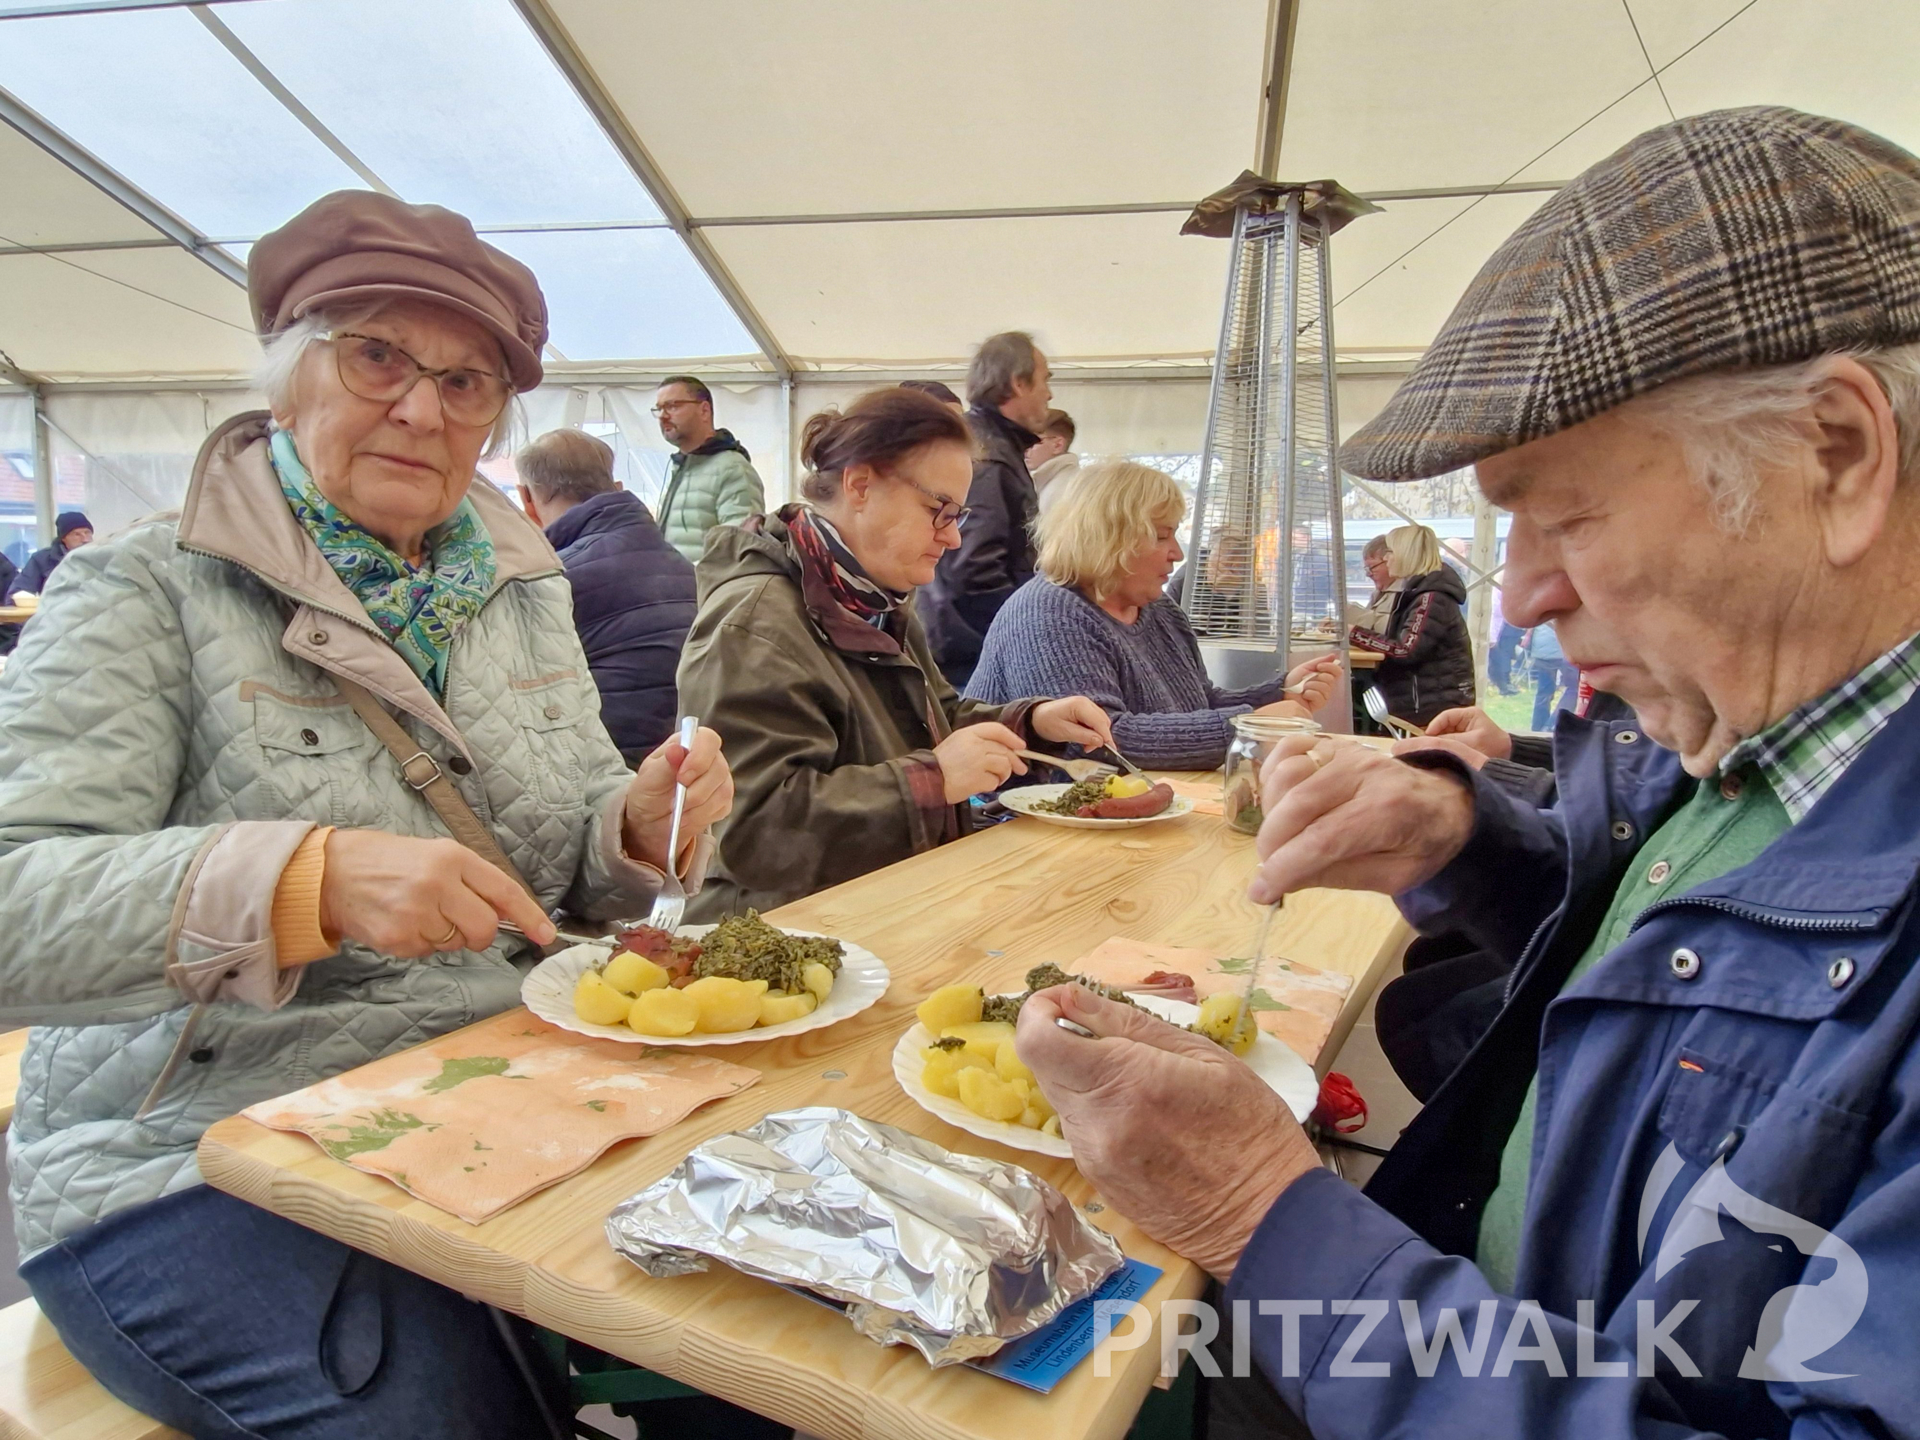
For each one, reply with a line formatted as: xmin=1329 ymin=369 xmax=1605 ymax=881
xmin=271 ymin=825 xmax=337 ymax=968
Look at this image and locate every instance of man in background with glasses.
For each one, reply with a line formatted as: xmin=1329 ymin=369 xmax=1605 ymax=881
xmin=651 ymin=375 xmax=765 ymax=564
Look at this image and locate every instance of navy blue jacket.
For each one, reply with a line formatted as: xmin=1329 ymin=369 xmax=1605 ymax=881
xmin=1229 ymin=698 xmax=1920 ymax=1437
xmin=545 ymin=490 xmax=696 ymax=760
xmin=7 ymin=544 xmax=64 ymax=603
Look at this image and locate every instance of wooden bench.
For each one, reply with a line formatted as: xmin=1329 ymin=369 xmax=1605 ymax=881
xmin=0 ymin=1299 xmax=182 ymax=1440
xmin=0 ymin=1028 xmax=26 ymax=1132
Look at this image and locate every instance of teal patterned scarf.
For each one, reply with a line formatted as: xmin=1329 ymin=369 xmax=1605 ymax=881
xmin=270 ymin=427 xmax=496 ymax=697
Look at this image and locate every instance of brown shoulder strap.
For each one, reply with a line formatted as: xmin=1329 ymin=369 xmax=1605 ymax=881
xmin=332 ymin=675 xmax=539 ymax=902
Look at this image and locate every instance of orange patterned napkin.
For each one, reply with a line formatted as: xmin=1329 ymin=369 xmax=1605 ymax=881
xmin=1159 ymin=775 xmax=1225 ymax=817
xmin=243 ymin=1009 xmax=759 ymax=1223
xmin=1069 ymin=937 xmax=1352 ymax=1065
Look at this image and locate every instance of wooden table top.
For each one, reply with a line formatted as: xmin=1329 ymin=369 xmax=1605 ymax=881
xmin=198 ymin=776 xmax=1410 ymax=1440
xmin=0 ymin=606 xmax=35 ymax=626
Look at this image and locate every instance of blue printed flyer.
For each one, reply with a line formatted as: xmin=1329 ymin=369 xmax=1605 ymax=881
xmin=971 ymin=1256 xmax=1163 ymax=1392
xmin=778 ymin=1255 xmax=1163 ymax=1395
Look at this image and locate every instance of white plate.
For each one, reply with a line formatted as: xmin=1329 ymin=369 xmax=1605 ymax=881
xmin=521 ymin=924 xmax=890 ymax=1047
xmin=1001 ymin=782 xmax=1195 ymax=830
xmin=892 ymin=994 xmax=1319 ymax=1159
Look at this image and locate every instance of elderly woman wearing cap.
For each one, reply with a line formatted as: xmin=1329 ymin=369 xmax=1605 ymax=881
xmin=1020 ymin=109 xmax=1920 ymax=1439
xmin=0 ymin=191 xmax=735 ymax=1439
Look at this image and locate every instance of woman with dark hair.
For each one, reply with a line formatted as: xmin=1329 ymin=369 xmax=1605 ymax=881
xmin=676 ymin=386 xmax=1112 ymax=916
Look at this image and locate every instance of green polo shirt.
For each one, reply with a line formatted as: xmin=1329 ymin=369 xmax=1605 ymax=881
xmin=1474 ymin=630 xmax=1920 ymax=1294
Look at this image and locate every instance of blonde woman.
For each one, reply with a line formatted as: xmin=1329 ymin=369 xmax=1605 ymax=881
xmin=1348 ymin=522 xmax=1476 ymax=725
xmin=966 ymin=459 xmax=1339 ymax=769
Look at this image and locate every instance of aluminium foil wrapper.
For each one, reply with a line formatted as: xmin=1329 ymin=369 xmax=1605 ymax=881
xmin=605 ymin=1107 xmax=1123 ymax=1365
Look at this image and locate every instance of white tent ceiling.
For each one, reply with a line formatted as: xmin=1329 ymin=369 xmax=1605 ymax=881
xmin=4 ymin=0 xmax=1920 ymax=388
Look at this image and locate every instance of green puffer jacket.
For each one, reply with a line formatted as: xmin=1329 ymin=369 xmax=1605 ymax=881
xmin=655 ymin=432 xmax=765 ymax=563
xmin=0 ymin=413 xmax=681 ymax=1260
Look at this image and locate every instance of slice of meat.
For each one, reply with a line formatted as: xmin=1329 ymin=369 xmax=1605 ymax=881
xmin=1125 ymin=970 xmax=1199 ymax=1005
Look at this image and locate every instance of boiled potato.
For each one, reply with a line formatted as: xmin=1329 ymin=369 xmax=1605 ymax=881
xmin=759 ymin=990 xmax=818 ymax=1027
xmin=1194 ymin=993 xmax=1259 ymax=1056
xmin=1106 ymin=773 xmax=1153 ymax=800
xmin=573 ymin=969 xmax=635 ymax=1026
xmin=941 ymin=1020 xmax=1017 ymax=1063
xmin=1041 ymin=1114 xmax=1063 ymax=1137
xmin=627 ymin=986 xmax=700 ymax=1036
xmin=957 ymin=1067 xmax=1026 ymax=1123
xmin=684 ymin=976 xmax=768 ymax=1033
xmin=801 ymin=963 xmax=835 ymax=1004
xmin=602 ymin=950 xmax=669 ymax=997
xmin=916 ymin=983 xmax=984 ymax=1034
xmin=1018 ymin=1104 xmax=1048 ymax=1130
xmin=994 ymin=1039 xmax=1035 ymax=1086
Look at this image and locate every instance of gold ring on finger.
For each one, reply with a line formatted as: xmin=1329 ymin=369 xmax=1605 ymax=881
xmin=433 ymin=921 xmax=461 ymax=947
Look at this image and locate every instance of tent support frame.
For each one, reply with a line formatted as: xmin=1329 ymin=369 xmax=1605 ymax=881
xmin=0 ymin=86 xmax=246 ymax=287
xmin=509 ymin=0 xmax=795 ymax=379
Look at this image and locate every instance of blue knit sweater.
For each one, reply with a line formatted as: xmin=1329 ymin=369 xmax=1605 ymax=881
xmin=966 ymin=578 xmax=1287 ymax=769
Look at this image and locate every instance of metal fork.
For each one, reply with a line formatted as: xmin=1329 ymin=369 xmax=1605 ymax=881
xmin=1015 ymin=750 xmax=1118 ymax=783
xmin=645 ymin=715 xmax=700 ymax=933
xmin=1362 ymin=686 xmax=1424 ymax=738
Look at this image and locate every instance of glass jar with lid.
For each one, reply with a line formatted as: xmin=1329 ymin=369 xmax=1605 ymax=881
xmin=1223 ymin=713 xmax=1323 ymax=835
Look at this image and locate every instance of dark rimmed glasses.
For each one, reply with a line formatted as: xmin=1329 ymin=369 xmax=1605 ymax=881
xmin=903 ymin=475 xmax=971 ymax=530
xmin=325 ymin=332 xmax=511 ymax=428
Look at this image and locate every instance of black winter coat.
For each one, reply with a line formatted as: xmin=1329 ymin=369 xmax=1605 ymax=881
xmin=1349 ymin=563 xmax=1474 ymax=725
xmin=916 ymin=406 xmax=1039 ymax=686
xmin=545 ymin=490 xmax=697 ymax=761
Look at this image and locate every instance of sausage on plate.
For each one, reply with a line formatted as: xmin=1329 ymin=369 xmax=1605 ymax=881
xmin=1077 ymin=782 xmax=1175 ymax=819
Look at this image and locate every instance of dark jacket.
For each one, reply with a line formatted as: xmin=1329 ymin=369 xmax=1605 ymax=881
xmin=676 ymin=510 xmax=1038 ymax=919
xmin=1350 ymin=563 xmax=1474 ymax=725
xmin=8 ymin=544 xmax=65 ymax=603
xmin=1231 ymin=698 xmax=1920 ymax=1437
xmin=545 ymin=489 xmax=696 ymax=760
xmin=917 ymin=406 xmax=1040 ymax=686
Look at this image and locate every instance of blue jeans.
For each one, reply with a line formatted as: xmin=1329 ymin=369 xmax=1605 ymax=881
xmin=21 ymin=1185 xmax=554 ymax=1440
xmin=1531 ymin=660 xmax=1580 ymax=730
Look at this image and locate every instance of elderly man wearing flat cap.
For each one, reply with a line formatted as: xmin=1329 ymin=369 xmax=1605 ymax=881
xmin=0 ymin=192 xmax=759 ymax=1438
xmin=1021 ymin=107 xmax=1920 ymax=1437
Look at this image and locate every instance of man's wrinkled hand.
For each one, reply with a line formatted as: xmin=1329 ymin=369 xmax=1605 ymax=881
xmin=1017 ymin=985 xmax=1319 ymax=1280
xmin=1250 ymin=736 xmax=1474 ymax=903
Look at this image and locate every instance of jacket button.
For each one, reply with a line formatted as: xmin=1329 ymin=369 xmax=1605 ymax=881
xmin=1712 ymin=1127 xmax=1744 ymax=1161
xmin=1611 ymin=820 xmax=1635 ymax=841
xmin=543 ymin=703 xmax=564 ymax=720
xmin=300 ymin=727 xmax=320 ymax=747
xmin=1719 ymin=774 xmax=1744 ymax=800
xmin=188 ymin=1047 xmax=215 ymax=1064
xmin=309 ymin=629 xmax=328 ymax=646
xmin=1614 ymin=730 xmax=1639 ymax=744
xmin=1670 ymin=947 xmax=1702 ymax=980
xmin=1647 ymin=860 xmax=1671 ymax=884
xmin=1829 ymin=956 xmax=1856 ymax=989
xmin=448 ymin=754 xmax=473 ymax=776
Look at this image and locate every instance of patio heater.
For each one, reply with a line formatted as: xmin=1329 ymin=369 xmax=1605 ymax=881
xmin=1178 ymin=178 xmax=1377 ymax=719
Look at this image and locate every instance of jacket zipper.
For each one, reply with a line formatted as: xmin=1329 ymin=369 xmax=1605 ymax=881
xmin=1628 ymin=894 xmax=1877 ymax=936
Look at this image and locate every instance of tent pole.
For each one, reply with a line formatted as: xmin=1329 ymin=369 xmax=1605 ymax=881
xmin=0 ymin=86 xmax=245 ymax=288
xmin=32 ymin=388 xmax=56 ymax=546
xmin=508 ymin=0 xmax=794 ymax=381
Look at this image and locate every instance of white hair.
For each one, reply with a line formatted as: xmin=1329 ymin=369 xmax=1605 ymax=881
xmin=253 ymin=301 xmax=521 ymax=458
xmin=1633 ymin=342 xmax=1920 ymax=533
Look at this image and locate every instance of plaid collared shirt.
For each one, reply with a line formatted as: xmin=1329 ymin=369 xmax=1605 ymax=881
xmin=1719 ymin=631 xmax=1920 ymax=823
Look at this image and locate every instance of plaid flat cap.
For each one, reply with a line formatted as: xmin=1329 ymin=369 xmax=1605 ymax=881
xmin=1342 ymin=106 xmax=1920 ymax=481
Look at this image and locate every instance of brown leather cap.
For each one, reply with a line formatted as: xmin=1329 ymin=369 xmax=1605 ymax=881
xmin=249 ymin=190 xmax=549 ymax=392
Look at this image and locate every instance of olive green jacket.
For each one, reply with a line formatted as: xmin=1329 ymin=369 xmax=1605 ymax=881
xmin=676 ymin=512 xmax=1040 ymax=918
